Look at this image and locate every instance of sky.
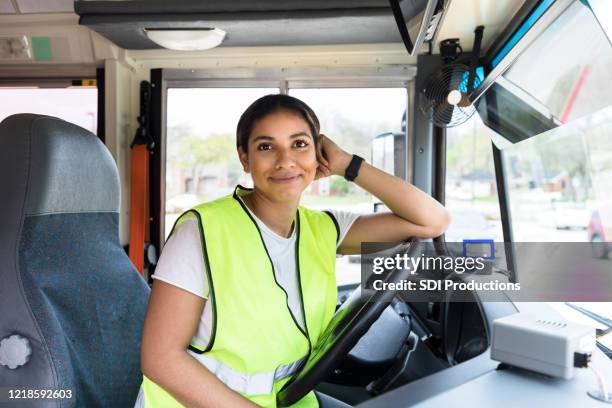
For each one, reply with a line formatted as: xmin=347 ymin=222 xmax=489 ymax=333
xmin=0 ymin=88 xmax=98 ymax=133
xmin=0 ymin=86 xmax=407 ymax=146
xmin=166 ymin=87 xmax=407 ymax=139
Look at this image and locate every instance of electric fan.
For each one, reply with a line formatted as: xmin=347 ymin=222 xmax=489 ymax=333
xmin=420 ymin=26 xmax=484 ymax=128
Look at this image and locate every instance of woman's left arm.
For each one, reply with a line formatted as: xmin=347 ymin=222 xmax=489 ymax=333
xmin=316 ymin=135 xmax=452 ymax=255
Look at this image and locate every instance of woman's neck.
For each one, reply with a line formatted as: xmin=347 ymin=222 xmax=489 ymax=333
xmin=242 ymin=189 xmax=298 ymax=238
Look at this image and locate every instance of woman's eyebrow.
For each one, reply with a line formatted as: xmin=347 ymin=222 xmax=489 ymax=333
xmin=252 ymin=132 xmax=311 ymax=143
xmin=251 ymin=135 xmax=274 ymax=143
xmin=290 ymin=131 xmax=312 ymax=139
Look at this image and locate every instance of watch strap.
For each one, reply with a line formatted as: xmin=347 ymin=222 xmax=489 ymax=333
xmin=344 ymin=154 xmax=364 ymax=181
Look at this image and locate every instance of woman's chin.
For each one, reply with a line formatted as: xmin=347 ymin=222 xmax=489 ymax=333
xmin=263 ymin=183 xmax=306 ymax=202
xmin=274 ymin=188 xmax=304 ymax=203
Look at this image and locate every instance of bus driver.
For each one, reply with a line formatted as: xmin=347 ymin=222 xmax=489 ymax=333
xmin=137 ymin=94 xmax=451 ymax=407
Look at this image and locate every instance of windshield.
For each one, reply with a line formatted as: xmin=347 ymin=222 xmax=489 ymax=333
xmin=495 ymin=0 xmax=612 ymax=333
xmin=502 ymin=107 xmax=612 ymax=242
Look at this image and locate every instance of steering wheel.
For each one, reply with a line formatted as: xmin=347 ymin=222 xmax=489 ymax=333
xmin=277 ymin=238 xmax=422 ymax=406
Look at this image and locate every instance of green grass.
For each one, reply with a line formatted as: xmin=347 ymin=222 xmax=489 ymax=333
xmin=473 ymin=195 xmax=498 ymax=202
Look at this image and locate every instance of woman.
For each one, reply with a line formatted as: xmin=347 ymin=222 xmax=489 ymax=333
xmin=138 ymin=94 xmax=450 ymax=408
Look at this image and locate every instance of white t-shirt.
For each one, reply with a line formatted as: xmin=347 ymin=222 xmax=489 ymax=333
xmin=152 ymin=202 xmax=360 ymax=348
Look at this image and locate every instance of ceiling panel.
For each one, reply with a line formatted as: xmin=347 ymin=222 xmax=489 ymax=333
xmin=16 ymin=0 xmax=74 ymax=13
xmin=0 ymin=0 xmax=16 ymax=13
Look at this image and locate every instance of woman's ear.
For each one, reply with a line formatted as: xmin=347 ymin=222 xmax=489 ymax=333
xmin=238 ymin=147 xmax=250 ymax=173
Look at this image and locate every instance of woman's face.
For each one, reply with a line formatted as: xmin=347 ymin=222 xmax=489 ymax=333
xmin=239 ymin=109 xmax=318 ymax=203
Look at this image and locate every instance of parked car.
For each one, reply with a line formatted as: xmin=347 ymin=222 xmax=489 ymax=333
xmin=552 ymin=200 xmax=590 ymax=230
xmin=588 ymin=210 xmax=611 ymax=259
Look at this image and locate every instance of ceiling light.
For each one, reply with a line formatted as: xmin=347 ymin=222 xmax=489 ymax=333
xmin=145 ymin=28 xmax=226 ymax=51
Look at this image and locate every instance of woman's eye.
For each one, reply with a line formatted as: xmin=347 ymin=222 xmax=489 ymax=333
xmin=257 ymin=143 xmax=272 ymax=151
xmin=294 ymin=140 xmax=308 ymax=148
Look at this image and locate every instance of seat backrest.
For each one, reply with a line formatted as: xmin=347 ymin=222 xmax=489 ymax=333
xmin=0 ymin=114 xmax=150 ymax=407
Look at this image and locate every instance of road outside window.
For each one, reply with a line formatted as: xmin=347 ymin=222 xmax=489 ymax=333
xmin=445 ymin=114 xmax=503 ymax=243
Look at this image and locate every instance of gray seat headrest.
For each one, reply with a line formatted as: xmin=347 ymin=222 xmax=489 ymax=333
xmin=0 ymin=114 xmax=120 ymax=216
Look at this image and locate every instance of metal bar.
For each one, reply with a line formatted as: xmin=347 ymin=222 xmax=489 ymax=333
xmin=162 ymin=66 xmax=416 ymax=82
xmin=96 ymin=68 xmax=105 ymax=143
xmin=149 ymin=69 xmax=164 ymax=282
xmin=406 ymin=80 xmax=415 ymax=184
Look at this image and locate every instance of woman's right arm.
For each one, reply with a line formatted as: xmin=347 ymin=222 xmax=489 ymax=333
xmin=141 ymin=280 xmax=258 ymax=408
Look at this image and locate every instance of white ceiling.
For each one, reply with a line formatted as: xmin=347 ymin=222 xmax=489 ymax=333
xmin=434 ymin=0 xmax=526 ymax=54
xmin=0 ymin=0 xmax=74 ymax=14
xmin=0 ymin=0 xmax=15 ymax=13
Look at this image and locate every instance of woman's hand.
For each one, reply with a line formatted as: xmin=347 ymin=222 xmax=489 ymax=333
xmin=315 ymin=134 xmax=352 ymax=180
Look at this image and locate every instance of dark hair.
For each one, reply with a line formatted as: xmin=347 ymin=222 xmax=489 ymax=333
xmin=236 ymin=94 xmax=320 ymax=153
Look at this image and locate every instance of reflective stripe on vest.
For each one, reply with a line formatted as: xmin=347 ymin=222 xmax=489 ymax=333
xmin=188 ymin=350 xmax=306 ymax=395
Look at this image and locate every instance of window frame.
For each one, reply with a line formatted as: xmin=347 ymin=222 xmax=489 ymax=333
xmin=150 ymin=67 xmax=415 ymax=256
xmin=0 ymin=76 xmax=102 ymax=140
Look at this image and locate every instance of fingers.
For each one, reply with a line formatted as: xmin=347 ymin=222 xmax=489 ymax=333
xmin=314 ymin=161 xmax=331 ymax=180
xmin=316 ymin=138 xmax=330 ymax=167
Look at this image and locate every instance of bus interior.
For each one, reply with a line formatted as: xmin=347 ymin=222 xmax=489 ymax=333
xmin=1 ymin=0 xmax=611 ymax=407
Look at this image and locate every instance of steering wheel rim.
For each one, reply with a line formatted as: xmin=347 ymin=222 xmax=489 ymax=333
xmin=277 ymin=238 xmax=422 ymax=406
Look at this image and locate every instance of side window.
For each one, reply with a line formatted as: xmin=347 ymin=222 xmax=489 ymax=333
xmin=503 ymin=107 xmax=612 ymax=243
xmin=165 ymin=86 xmax=407 ymax=288
xmin=0 ymin=86 xmax=98 ymax=134
xmin=165 ymin=88 xmax=279 ymax=236
xmin=444 ymin=114 xmax=503 ymax=242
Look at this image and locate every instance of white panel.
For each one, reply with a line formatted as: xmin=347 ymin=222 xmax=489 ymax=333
xmin=105 ymin=59 xmax=135 ymax=245
xmin=16 ymin=0 xmax=73 ymax=13
xmin=435 ymin=0 xmax=527 ymax=53
xmin=0 ymin=0 xmax=16 ymax=13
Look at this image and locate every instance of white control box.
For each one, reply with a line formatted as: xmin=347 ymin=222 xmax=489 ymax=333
xmin=491 ymin=313 xmax=596 ymax=379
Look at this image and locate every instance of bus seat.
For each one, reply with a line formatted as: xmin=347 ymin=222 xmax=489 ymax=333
xmin=0 ymin=114 xmax=150 ymax=407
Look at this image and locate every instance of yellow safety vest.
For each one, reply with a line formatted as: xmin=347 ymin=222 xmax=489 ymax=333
xmin=141 ymin=185 xmax=339 ymax=407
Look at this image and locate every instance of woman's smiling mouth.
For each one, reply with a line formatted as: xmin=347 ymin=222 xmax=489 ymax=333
xmin=269 ymin=174 xmax=301 ymax=183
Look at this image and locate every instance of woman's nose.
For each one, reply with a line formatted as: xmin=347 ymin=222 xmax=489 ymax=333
xmin=275 ymin=147 xmax=296 ymax=168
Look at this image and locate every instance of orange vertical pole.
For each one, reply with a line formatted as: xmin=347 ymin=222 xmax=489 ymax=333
xmin=128 ymin=144 xmax=149 ymax=275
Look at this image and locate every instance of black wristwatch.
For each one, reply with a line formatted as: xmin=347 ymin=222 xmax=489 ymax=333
xmin=344 ymin=154 xmax=364 ymax=182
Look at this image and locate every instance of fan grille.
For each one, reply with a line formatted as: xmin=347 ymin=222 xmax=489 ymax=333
xmin=419 ymin=64 xmax=482 ymax=128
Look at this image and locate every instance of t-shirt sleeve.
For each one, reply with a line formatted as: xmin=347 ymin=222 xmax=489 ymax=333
xmin=151 ymin=217 xmax=210 ymax=299
xmin=326 ymin=209 xmax=360 ymax=249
